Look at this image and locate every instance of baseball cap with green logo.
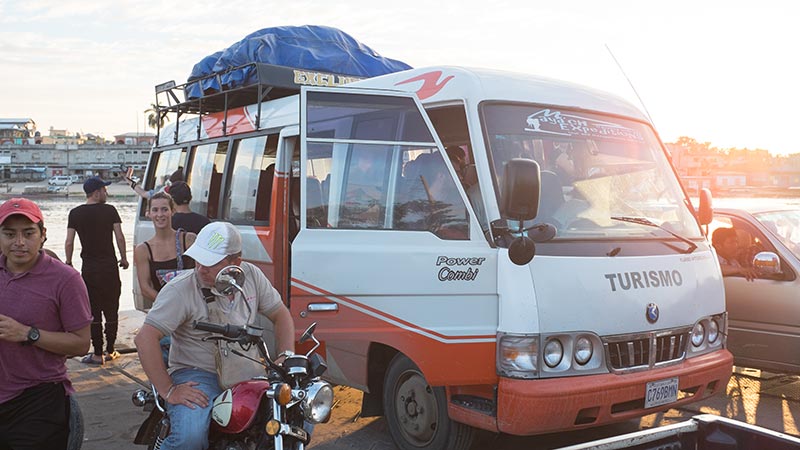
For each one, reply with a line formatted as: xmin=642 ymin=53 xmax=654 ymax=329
xmin=184 ymin=222 xmax=242 ymax=266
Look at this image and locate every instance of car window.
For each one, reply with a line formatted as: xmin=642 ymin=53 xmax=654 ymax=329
xmin=712 ymin=212 xmax=792 ymax=281
xmin=754 ymin=210 xmax=800 ymax=261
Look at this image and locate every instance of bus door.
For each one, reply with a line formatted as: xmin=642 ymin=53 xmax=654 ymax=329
xmin=292 ymin=87 xmax=498 ymax=388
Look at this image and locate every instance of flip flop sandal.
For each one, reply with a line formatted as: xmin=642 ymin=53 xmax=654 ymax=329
xmin=80 ymin=354 xmax=104 ymax=365
xmin=104 ymin=351 xmax=121 ymax=362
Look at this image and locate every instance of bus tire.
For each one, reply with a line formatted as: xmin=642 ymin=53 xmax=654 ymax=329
xmin=383 ymin=354 xmax=475 ymax=450
xmin=67 ymin=396 xmax=84 ymax=450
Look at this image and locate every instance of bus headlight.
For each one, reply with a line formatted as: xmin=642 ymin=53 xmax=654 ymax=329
xmin=497 ymin=333 xmax=539 ymax=378
xmin=543 ymin=339 xmax=563 ymax=368
xmin=574 ymin=336 xmax=593 ymax=365
xmin=707 ymin=319 xmax=720 ymax=344
xmin=302 ymin=381 xmax=334 ymax=424
xmin=691 ymin=322 xmax=705 ymax=347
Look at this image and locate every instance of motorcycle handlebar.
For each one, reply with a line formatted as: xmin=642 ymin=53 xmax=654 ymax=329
xmin=193 ymin=321 xmax=245 ymax=339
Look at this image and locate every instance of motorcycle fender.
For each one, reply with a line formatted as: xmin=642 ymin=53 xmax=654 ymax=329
xmin=212 ymin=380 xmax=271 ymax=434
xmin=134 ymin=407 xmax=164 ymax=445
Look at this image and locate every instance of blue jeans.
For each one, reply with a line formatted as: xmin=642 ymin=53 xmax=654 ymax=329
xmin=159 ymin=335 xmax=171 ymax=368
xmin=162 ymin=368 xmax=222 ymax=450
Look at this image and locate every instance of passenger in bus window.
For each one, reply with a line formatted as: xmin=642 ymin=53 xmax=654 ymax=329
xmin=549 ymin=141 xmax=604 ymax=184
xmin=712 ymin=227 xmax=757 ymax=281
xmin=341 ymin=149 xmax=384 ymax=227
xmin=397 ymin=153 xmax=468 ymax=239
xmin=445 ymin=146 xmax=466 ymax=183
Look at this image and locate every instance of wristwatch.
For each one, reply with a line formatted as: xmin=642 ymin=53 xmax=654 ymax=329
xmin=24 ymin=326 xmax=40 ymax=345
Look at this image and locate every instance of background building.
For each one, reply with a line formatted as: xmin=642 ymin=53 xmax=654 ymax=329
xmin=0 ymin=118 xmax=36 ymax=145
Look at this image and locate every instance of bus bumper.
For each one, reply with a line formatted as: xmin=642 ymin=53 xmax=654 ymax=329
xmin=495 ymin=350 xmax=733 ymax=435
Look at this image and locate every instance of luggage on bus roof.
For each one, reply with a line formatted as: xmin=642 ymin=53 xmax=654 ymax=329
xmin=186 ymin=25 xmax=412 ymax=100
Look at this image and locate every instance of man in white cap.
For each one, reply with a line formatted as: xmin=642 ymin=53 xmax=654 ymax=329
xmin=134 ymin=222 xmax=294 ymax=450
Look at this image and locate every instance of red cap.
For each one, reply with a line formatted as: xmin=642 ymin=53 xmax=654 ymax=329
xmin=0 ymin=198 xmax=44 ymax=225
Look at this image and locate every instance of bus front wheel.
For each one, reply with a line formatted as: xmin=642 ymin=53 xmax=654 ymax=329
xmin=383 ymin=354 xmax=475 ymax=450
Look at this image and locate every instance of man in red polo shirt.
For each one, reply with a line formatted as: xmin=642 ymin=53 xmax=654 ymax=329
xmin=0 ymin=198 xmax=92 ymax=450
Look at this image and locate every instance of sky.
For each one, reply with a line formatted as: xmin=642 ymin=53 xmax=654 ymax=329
xmin=1 ymin=0 xmax=798 ymax=154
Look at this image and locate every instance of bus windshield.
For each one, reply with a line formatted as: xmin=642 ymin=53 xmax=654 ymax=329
xmin=481 ymin=103 xmax=701 ymax=240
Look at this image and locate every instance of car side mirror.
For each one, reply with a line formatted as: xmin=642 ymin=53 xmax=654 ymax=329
xmin=753 ymin=251 xmax=781 ymax=275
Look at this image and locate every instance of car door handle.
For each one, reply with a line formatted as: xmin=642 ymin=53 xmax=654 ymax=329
xmin=307 ymin=303 xmax=339 ymax=312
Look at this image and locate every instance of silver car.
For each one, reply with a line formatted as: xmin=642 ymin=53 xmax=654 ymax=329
xmin=711 ymin=207 xmax=800 ymax=373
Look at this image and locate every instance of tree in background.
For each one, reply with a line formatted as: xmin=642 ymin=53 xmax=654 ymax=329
xmin=144 ymin=103 xmax=169 ymax=130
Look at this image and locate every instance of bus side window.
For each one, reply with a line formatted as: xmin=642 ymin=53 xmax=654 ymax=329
xmin=227 ymin=135 xmax=277 ymax=223
xmin=141 ymin=148 xmax=186 ymax=217
xmin=392 ymin=150 xmax=469 ymax=239
xmin=338 ymin=144 xmax=392 ymax=229
xmin=188 ymin=141 xmax=228 ymax=219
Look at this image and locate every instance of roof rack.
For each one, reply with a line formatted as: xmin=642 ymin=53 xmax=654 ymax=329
xmin=154 ymin=62 xmax=365 ymax=144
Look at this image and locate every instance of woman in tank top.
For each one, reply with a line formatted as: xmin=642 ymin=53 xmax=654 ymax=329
xmin=133 ymin=192 xmax=197 ymax=303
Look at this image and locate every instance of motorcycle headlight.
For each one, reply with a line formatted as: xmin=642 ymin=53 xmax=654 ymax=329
xmin=302 ymin=381 xmax=334 ymax=424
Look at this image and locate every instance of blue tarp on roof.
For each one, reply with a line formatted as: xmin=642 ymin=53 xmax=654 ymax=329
xmin=186 ymin=25 xmax=412 ymax=99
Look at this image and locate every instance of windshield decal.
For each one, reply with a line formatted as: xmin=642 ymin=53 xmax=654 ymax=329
xmin=524 ymin=109 xmax=644 ymax=142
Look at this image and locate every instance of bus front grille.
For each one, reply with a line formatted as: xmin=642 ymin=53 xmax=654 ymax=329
xmin=603 ymin=327 xmax=690 ymax=373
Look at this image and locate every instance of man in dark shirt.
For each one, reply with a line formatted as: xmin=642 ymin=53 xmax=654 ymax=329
xmin=65 ymin=176 xmax=129 ymax=365
xmin=167 ymin=181 xmax=210 ymax=234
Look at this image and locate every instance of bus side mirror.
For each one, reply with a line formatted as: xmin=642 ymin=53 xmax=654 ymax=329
xmin=697 ymin=188 xmax=713 ymax=225
xmin=502 ymin=159 xmax=540 ymax=266
xmin=502 ymin=158 xmax=540 ymax=222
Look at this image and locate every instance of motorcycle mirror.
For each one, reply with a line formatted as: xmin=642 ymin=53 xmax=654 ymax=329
xmin=214 ymin=265 xmax=246 ymax=297
xmin=299 ymin=323 xmax=318 ymax=344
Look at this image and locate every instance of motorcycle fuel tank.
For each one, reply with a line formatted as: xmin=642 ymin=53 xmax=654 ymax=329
xmin=211 ymin=380 xmax=271 ymax=434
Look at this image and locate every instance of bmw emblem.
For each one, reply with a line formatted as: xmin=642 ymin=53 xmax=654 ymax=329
xmin=646 ymin=303 xmax=659 ymax=324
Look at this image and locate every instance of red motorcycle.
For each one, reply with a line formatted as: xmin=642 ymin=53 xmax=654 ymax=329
xmin=132 ymin=266 xmax=333 ymax=450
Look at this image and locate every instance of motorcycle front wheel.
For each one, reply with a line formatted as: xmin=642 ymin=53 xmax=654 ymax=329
xmin=67 ymin=396 xmax=84 ymax=450
xmin=382 ymin=354 xmax=475 ymax=450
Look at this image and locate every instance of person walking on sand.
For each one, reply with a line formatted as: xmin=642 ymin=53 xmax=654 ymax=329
xmin=0 ymin=198 xmax=91 ymax=450
xmin=65 ymin=176 xmax=129 ymax=366
xmin=134 ymin=191 xmax=197 ymax=364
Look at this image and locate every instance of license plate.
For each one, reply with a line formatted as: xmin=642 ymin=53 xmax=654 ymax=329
xmin=645 ymin=377 xmax=679 ymax=408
